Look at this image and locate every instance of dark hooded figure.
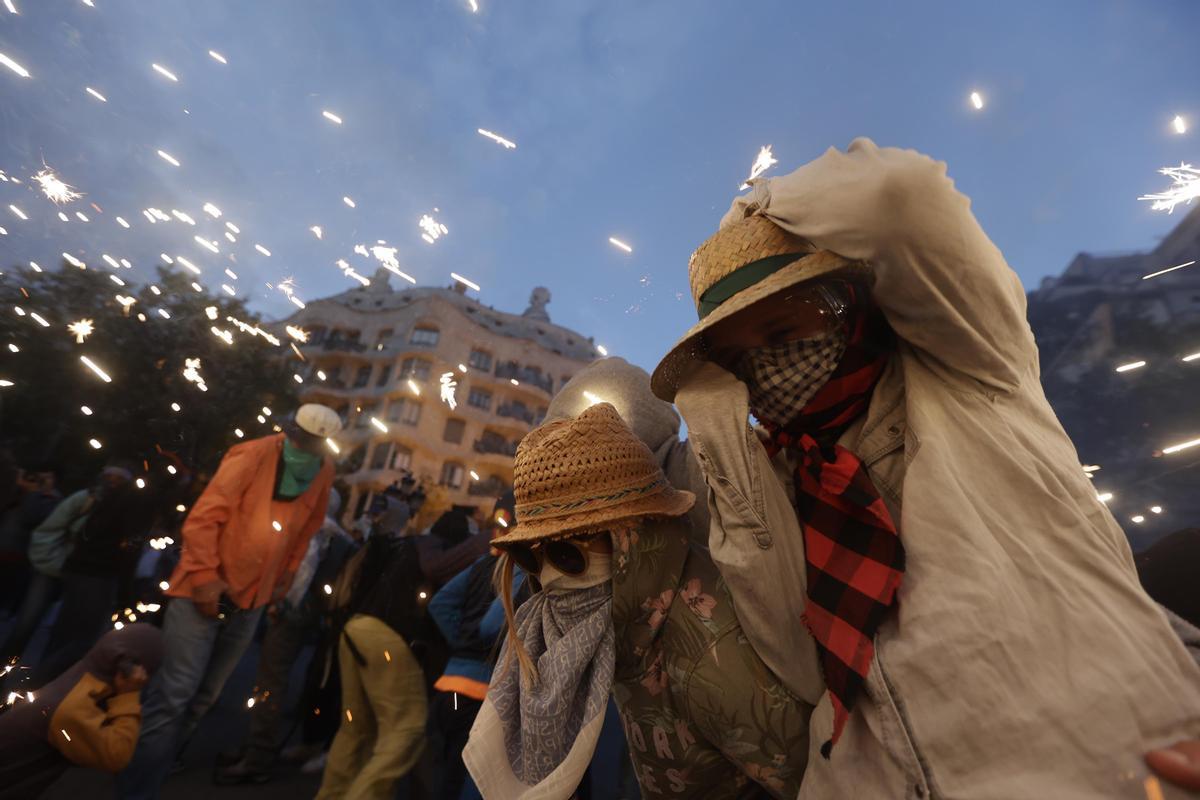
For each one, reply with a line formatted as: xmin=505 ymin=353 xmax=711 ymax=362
xmin=0 ymin=623 xmax=164 ymax=798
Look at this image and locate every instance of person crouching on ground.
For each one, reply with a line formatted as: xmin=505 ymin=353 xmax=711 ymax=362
xmin=465 ymin=402 xmax=813 ymax=799
xmin=650 ymin=138 xmax=1200 ymax=797
xmin=0 ymin=623 xmax=163 ymax=799
xmin=117 ymin=403 xmax=340 ymax=799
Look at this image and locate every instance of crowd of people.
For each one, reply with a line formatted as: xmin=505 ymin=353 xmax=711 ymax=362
xmin=2 ymin=139 xmax=1200 ymax=799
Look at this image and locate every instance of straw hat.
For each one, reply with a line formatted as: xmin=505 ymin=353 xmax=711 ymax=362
xmin=649 ymin=214 xmax=870 ymax=402
xmin=491 ymin=402 xmax=694 ymax=546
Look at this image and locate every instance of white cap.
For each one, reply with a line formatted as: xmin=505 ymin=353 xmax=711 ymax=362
xmin=295 ymin=403 xmax=342 ymax=438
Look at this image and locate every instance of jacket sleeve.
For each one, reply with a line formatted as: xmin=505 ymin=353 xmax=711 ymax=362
xmin=428 ymin=561 xmax=473 ymax=645
xmin=50 ymin=679 xmax=142 ymax=773
xmin=29 ymin=490 xmax=87 ymax=544
xmin=725 ymin=137 xmax=1036 ymax=393
xmin=177 ymin=444 xmax=257 ymax=587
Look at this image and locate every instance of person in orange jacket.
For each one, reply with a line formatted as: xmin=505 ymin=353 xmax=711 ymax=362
xmin=0 ymin=623 xmax=163 ymax=799
xmin=117 ymin=404 xmax=341 ymax=799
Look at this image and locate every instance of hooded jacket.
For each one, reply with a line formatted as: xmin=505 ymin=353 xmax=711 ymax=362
xmin=672 ymin=139 xmax=1200 ymax=798
xmin=0 ymin=624 xmax=164 ymax=798
xmin=166 ymin=433 xmax=333 ymax=610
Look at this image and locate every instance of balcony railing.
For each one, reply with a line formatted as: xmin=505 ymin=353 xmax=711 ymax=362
xmin=494 ymin=363 xmax=553 ymax=394
xmin=496 ymin=404 xmax=535 ymax=425
xmin=323 ymin=340 xmax=367 ymax=353
xmin=473 ymin=437 xmax=519 ymax=457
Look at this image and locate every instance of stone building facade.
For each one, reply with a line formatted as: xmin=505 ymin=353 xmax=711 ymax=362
xmin=280 ymin=269 xmax=599 ymax=519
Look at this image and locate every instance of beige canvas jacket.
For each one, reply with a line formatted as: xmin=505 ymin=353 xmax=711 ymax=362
xmin=673 ymin=139 xmax=1200 ymax=799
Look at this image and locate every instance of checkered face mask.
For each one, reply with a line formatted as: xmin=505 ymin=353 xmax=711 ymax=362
xmin=733 ymin=327 xmax=848 ymax=429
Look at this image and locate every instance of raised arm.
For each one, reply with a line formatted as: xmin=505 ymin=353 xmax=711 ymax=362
xmin=725 ymin=137 xmax=1036 ymax=393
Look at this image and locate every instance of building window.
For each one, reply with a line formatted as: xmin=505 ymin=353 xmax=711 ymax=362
xmin=375 ymin=364 xmax=392 ymax=387
xmin=391 ymin=446 xmax=412 ymax=471
xmin=370 ymin=442 xmax=392 ymax=470
xmin=440 ymin=461 xmax=465 ymax=489
xmin=467 ymin=387 xmax=492 ymax=411
xmin=468 ymin=349 xmax=493 ymax=371
xmin=307 ymin=326 xmax=327 ymax=345
xmin=352 ymin=365 xmax=371 ymax=388
xmin=410 ymin=326 xmax=440 ymax=347
xmin=387 ymin=399 xmax=405 ymax=422
xmin=443 ymin=418 xmax=466 ymax=445
xmin=399 ymin=357 xmax=431 ymax=382
xmin=401 ymin=402 xmax=422 ymax=426
xmin=376 ymin=328 xmax=393 ymax=346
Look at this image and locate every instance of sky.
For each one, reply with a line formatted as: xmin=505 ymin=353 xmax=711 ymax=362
xmin=1 ymin=0 xmax=1198 ymax=374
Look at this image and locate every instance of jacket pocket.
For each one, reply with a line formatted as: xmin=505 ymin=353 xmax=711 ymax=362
xmin=869 ymin=646 xmax=936 ymax=799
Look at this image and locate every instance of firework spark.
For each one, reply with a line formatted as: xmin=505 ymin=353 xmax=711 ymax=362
xmin=335 ymin=259 xmax=371 ymax=286
xmin=285 ymin=325 xmax=309 ymax=342
xmin=151 ymin=63 xmax=179 ymax=82
xmin=194 ymin=236 xmax=219 ymax=254
xmin=608 ymin=236 xmax=633 ymax=253
xmin=84 ymin=86 xmax=106 ymax=102
xmin=3 ymin=1 xmax=16 ymax=14
xmin=67 ymin=319 xmax=94 ymax=343
xmin=419 ymin=214 xmax=448 ymax=244
xmin=202 ymin=202 xmax=222 ymax=218
xmin=970 ymin=91 xmax=985 ymax=110
xmin=116 ymin=216 xmax=129 ymax=228
xmin=80 ymin=355 xmax=112 ymax=383
xmin=740 ymin=145 xmax=778 ymax=189
xmin=157 ymin=150 xmax=181 ymax=167
xmin=255 ymin=244 xmax=271 ymax=256
xmin=208 ymin=50 xmax=227 ymax=64
xmin=450 ymin=272 xmax=480 ymax=292
xmin=1142 ymin=260 xmax=1196 ymax=280
xmin=1173 ymin=115 xmax=1188 ymax=135
xmin=183 ymin=358 xmax=209 ymax=391
xmin=440 ymin=372 xmax=458 ymax=409
xmin=322 ymin=110 xmax=343 ymax=125
xmin=310 ymin=225 xmax=323 ymax=239
xmin=0 ymin=52 xmax=30 ymax=78
xmin=477 ymin=128 xmax=516 ymax=149
xmin=343 ymin=196 xmax=356 ymax=208
xmin=1139 ymin=164 xmax=1200 ymax=214
xmin=8 ymin=205 xmax=27 ymax=220
xmin=370 ymin=416 xmax=388 ymax=433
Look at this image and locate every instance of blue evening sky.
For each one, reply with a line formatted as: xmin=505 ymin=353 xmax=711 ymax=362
xmin=1 ymin=0 xmax=1197 ymax=373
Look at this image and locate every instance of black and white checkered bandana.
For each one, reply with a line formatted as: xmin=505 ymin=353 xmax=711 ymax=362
xmin=733 ymin=328 xmax=848 ymax=429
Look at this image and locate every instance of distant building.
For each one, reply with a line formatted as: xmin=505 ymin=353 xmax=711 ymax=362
xmin=280 ymin=269 xmax=599 ymax=519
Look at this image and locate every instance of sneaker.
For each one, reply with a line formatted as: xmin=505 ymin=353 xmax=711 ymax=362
xmin=300 ymin=751 xmax=328 ymax=775
xmin=212 ymin=758 xmax=273 ymax=786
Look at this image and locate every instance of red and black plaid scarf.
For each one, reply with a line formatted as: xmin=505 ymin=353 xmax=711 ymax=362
xmin=764 ymin=293 xmax=903 ymax=757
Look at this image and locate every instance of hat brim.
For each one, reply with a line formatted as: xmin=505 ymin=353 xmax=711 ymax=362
xmin=650 ymin=251 xmax=870 ymax=402
xmin=492 ymin=485 xmax=695 ymax=547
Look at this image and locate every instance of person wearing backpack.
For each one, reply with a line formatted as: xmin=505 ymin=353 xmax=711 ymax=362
xmin=0 ymin=464 xmax=132 ymax=681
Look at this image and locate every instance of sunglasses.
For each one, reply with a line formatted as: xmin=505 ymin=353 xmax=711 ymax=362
xmin=505 ymin=534 xmax=608 ymax=577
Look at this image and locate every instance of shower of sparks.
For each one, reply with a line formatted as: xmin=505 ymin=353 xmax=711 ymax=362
xmin=477 ymin=128 xmax=516 ymax=149
xmin=183 ymin=358 xmax=208 ymax=392
xmin=157 ymin=150 xmax=181 ymax=167
xmin=1139 ymin=164 xmax=1200 ymax=213
xmin=419 ymin=214 xmax=448 ymax=244
xmin=31 ymin=169 xmax=82 ymax=204
xmin=336 ymin=259 xmax=371 ymax=286
xmin=67 ymin=319 xmax=94 ymax=343
xmin=208 ymin=50 xmax=227 ymax=64
xmin=226 ymin=221 xmax=240 ymax=233
xmin=343 ymin=196 xmax=356 ymax=208
xmin=0 ymin=52 xmax=31 ymax=78
xmin=740 ymin=145 xmax=778 ymax=189
xmin=608 ymin=237 xmax=633 ymax=253
xmin=151 ymin=63 xmax=179 ymax=82
xmin=1114 ymin=360 xmax=1146 ymax=373
xmin=8 ymin=205 xmax=27 ymax=220
xmin=364 ymin=245 xmax=416 ymax=283
xmin=80 ymin=355 xmax=112 ymax=383
xmin=202 ymin=202 xmax=222 ymax=218
xmin=1142 ymin=260 xmax=1196 ymax=280
xmin=322 ymin=110 xmax=343 ymax=125
xmin=440 ymin=372 xmax=458 ymax=409
xmin=255 ymin=244 xmax=271 ymax=256
xmin=450 ymin=272 xmax=480 ymax=292
xmin=310 ymin=225 xmax=323 ymax=239
xmin=194 ymin=236 xmax=219 ymax=253
xmin=85 ymin=86 xmax=107 ymax=102
xmin=1173 ymin=115 xmax=1188 ymax=135
xmin=286 ymin=325 xmax=308 ymax=342
xmin=370 ymin=416 xmax=388 ymax=433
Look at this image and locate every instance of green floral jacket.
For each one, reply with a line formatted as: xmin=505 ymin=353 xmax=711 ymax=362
xmin=611 ymin=517 xmax=812 ymax=799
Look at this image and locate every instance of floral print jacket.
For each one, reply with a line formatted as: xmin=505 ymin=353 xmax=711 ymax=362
xmin=611 ymin=517 xmax=811 ymax=799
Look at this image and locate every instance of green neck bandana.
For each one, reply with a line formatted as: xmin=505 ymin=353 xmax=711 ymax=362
xmin=278 ymin=439 xmax=322 ymax=499
xmin=697 ymin=253 xmax=808 ymax=319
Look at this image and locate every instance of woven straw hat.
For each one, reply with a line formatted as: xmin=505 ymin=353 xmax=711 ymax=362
xmin=649 ymin=214 xmax=869 ymax=401
xmin=491 ymin=402 xmax=694 ymax=546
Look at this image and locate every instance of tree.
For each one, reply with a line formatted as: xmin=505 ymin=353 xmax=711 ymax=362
xmin=0 ymin=260 xmax=298 ymax=490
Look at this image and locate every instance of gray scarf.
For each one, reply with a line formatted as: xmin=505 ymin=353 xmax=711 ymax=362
xmin=465 ymin=582 xmax=614 ymax=798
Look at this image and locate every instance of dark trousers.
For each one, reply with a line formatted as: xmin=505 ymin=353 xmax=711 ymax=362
xmin=241 ymin=605 xmax=315 ymax=769
xmin=0 ymin=569 xmax=59 ymax=672
xmin=300 ymin=630 xmax=342 ymax=746
xmin=428 ymin=689 xmax=483 ymax=800
xmin=32 ymin=571 xmax=117 ymax=687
